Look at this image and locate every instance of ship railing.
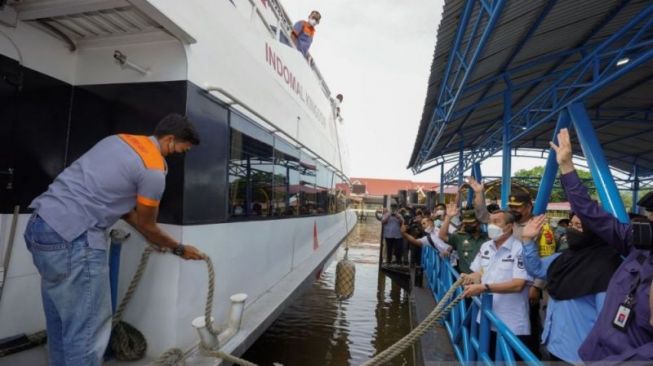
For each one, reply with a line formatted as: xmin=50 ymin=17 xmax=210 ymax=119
xmin=239 ymin=0 xmax=333 ymax=98
xmin=422 ymin=245 xmax=543 ymax=365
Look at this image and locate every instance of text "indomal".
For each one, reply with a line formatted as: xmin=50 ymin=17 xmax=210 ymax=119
xmin=265 ymin=43 xmax=327 ymax=127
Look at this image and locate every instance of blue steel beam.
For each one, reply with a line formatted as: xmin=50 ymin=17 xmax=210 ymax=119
xmin=441 ymin=0 xmax=637 ymax=154
xmin=414 ymin=0 xmax=506 ymax=171
xmin=440 ymin=164 xmax=445 ymax=203
xmin=440 ymin=5 xmax=653 ymax=184
xmin=501 ymin=89 xmax=512 ymax=209
xmin=632 ymin=165 xmax=640 ymax=214
xmin=568 ymin=102 xmax=629 ymax=223
xmin=533 ymin=110 xmax=571 ymax=215
xmin=467 ymin=162 xmax=482 ymax=208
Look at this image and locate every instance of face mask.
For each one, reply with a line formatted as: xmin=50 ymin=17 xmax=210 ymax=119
xmin=555 ymin=226 xmax=567 ymax=236
xmin=424 ymin=226 xmax=433 ymax=234
xmin=566 ymin=228 xmax=595 ymax=250
xmin=308 ymin=18 xmax=318 ymax=26
xmin=435 ymin=210 xmax=445 ymax=217
xmin=434 ymin=219 xmax=443 ymax=228
xmin=510 ymin=210 xmax=523 ymax=223
xmin=487 ymin=224 xmax=504 ymax=240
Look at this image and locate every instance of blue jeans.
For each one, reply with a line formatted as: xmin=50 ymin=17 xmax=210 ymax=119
xmin=24 ymin=215 xmax=111 ymax=366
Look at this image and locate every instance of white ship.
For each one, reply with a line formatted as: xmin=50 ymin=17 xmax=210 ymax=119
xmin=0 ymin=0 xmax=353 ymax=364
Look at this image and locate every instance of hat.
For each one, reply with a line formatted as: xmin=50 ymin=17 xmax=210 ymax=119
xmin=461 ymin=209 xmax=477 ymax=223
xmin=508 ymin=191 xmax=532 ymax=207
xmin=637 ymin=191 xmax=653 ymax=211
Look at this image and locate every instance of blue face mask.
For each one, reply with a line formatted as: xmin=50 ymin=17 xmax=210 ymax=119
xmin=555 ymin=226 xmax=567 ymax=236
xmin=434 ymin=219 xmax=443 ymax=228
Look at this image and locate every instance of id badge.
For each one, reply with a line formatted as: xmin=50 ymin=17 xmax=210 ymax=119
xmin=613 ymin=303 xmax=633 ymax=331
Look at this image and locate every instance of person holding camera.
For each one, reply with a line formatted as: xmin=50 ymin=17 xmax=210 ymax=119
xmin=550 ymin=128 xmax=653 ymax=362
xmin=381 ymin=207 xmax=404 ymax=265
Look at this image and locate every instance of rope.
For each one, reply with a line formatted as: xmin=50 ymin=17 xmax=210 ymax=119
xmin=360 ymin=277 xmax=465 ymax=366
xmin=110 ymin=247 xmax=153 ymax=361
xmin=112 ymin=232 xmax=464 ymax=366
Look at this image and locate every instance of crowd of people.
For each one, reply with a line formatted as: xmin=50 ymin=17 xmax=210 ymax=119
xmin=379 ymin=128 xmax=653 ymax=364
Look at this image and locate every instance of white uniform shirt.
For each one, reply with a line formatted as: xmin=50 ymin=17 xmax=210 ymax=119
xmin=419 ymin=228 xmax=450 ymax=253
xmin=470 ymin=236 xmax=531 ymax=335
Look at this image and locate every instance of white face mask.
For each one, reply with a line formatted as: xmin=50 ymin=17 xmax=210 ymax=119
xmin=435 ymin=210 xmax=445 ymax=217
xmin=308 ymin=18 xmax=318 ymax=26
xmin=487 ymin=224 xmax=504 ymax=240
xmin=434 ymin=219 xmax=443 ymax=228
xmin=424 ymin=226 xmax=433 ymax=233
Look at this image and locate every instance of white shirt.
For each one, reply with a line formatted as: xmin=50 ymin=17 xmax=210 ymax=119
xmin=420 ymin=228 xmax=457 ymax=266
xmin=470 ymin=236 xmax=531 ymax=335
xmin=419 ymin=228 xmax=450 ymax=252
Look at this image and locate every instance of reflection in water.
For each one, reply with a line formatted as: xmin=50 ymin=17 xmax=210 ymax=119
xmin=243 ymin=220 xmax=416 ymax=366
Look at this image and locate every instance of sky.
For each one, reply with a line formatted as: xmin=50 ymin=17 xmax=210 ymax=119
xmin=281 ymin=0 xmax=546 ymax=183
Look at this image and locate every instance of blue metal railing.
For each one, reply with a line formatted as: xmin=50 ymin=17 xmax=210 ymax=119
xmin=422 ymin=245 xmax=543 ymax=366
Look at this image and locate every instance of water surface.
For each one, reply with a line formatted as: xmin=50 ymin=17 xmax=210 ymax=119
xmin=243 ymin=220 xmax=417 ymax=366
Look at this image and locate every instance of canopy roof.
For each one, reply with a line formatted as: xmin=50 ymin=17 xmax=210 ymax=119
xmin=409 ymin=0 xmax=653 ymax=183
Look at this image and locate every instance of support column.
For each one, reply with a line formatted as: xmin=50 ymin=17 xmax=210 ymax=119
xmin=467 ymin=163 xmax=482 ymax=208
xmin=440 ymin=164 xmax=445 ymax=203
xmin=458 ymin=139 xmax=465 ymax=187
xmin=568 ymin=102 xmax=629 ymax=223
xmin=533 ymin=110 xmax=571 ymax=215
xmin=501 ymin=90 xmax=512 ymax=209
xmin=632 ymin=165 xmax=640 ymax=214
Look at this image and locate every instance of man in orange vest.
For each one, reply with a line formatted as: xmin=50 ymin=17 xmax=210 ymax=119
xmin=24 ymin=113 xmax=204 ymax=365
xmin=292 ymin=10 xmax=321 ymax=58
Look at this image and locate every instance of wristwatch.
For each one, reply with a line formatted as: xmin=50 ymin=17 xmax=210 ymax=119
xmin=484 ymin=284 xmax=491 ymax=293
xmin=173 ymin=243 xmax=185 ymax=257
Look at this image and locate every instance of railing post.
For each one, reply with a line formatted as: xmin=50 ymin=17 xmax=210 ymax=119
xmin=501 ymin=89 xmax=512 ymax=209
xmin=479 ymin=294 xmax=492 ymax=359
xmin=533 ymin=110 xmax=571 ymax=215
xmin=469 ymin=301 xmax=478 ymax=362
xmin=568 ymin=102 xmax=629 ymax=223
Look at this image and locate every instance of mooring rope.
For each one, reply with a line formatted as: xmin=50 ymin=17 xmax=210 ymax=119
xmin=360 ymin=277 xmax=466 ymax=366
xmin=109 ymin=246 xmax=257 ymax=366
xmin=113 ymin=243 xmax=465 ymax=366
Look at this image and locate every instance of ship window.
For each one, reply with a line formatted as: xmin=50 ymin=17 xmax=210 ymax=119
xmin=316 ymin=163 xmax=331 ymax=215
xmin=228 ymin=128 xmax=274 ymax=218
xmin=272 ymin=138 xmax=300 ymax=216
xmin=334 ymin=176 xmax=349 ymax=213
xmin=299 ymin=152 xmax=317 ymax=215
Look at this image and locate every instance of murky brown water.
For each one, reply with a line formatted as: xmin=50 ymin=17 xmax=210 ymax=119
xmin=242 ymin=220 xmax=417 ymax=366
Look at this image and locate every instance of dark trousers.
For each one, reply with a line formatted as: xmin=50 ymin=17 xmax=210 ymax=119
xmin=528 ymin=301 xmax=543 ymax=358
xmin=488 ymin=331 xmax=539 ymax=362
xmin=384 ymin=238 xmax=403 ymax=263
xmin=409 ymin=242 xmax=422 ymax=266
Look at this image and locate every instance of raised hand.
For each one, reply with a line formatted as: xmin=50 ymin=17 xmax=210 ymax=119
xmin=446 ymin=201 xmax=460 ymax=218
xmin=549 ymin=128 xmax=574 ymax=173
xmin=522 ymin=214 xmax=546 ymax=242
xmin=467 ymin=176 xmax=484 ymax=194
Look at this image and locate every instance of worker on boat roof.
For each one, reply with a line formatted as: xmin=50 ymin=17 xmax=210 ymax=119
xmin=292 ymin=10 xmax=321 ymax=58
xmin=24 ymin=113 xmax=205 ymax=366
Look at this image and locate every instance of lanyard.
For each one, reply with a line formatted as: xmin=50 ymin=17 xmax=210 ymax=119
xmin=624 ymin=272 xmax=641 ymax=307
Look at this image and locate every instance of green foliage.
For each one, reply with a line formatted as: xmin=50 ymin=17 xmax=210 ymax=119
xmin=513 ymin=166 xmax=596 ymax=202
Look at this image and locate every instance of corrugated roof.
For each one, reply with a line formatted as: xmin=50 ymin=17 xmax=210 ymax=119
xmin=349 ymin=177 xmax=439 ymax=196
xmin=409 ymin=0 xmax=653 ymax=179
